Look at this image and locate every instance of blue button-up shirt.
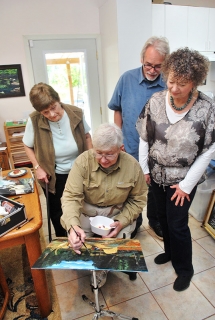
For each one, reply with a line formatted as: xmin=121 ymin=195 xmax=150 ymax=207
xmin=108 ymin=67 xmax=166 ymax=160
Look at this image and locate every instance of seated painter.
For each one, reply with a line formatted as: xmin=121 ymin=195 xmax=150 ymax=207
xmin=60 ymin=123 xmax=147 ymax=287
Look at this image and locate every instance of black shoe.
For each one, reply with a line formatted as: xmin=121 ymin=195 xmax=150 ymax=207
xmin=122 ymin=271 xmax=137 ymax=281
xmin=131 ymin=228 xmax=138 ymax=239
xmin=173 ymin=273 xmax=193 ymax=292
xmin=131 ymin=213 xmax=143 ymax=239
xmin=154 ymin=253 xmax=171 ymax=265
xmin=149 ymin=223 xmax=163 ymax=240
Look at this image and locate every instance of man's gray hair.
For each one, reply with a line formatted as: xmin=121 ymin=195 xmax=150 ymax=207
xmin=140 ymin=36 xmax=170 ymax=60
xmin=92 ymin=123 xmax=123 ymax=150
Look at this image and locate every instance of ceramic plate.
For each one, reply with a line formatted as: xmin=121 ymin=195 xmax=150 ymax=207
xmin=8 ymin=169 xmax=27 ymax=178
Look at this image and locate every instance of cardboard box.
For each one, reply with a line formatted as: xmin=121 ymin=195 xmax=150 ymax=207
xmin=0 ymin=196 xmax=27 ymax=237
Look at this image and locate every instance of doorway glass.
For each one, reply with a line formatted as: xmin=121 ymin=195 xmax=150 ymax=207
xmin=45 ymin=52 xmax=91 ymax=127
xmin=29 ymin=38 xmax=102 ymax=132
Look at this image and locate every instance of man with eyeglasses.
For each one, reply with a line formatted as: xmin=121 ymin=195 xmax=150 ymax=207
xmin=108 ymin=36 xmax=170 ymax=240
xmin=61 ymin=123 xmax=147 ymax=287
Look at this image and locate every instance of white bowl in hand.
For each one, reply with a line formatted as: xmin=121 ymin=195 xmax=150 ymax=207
xmin=90 ymin=216 xmax=114 ymax=236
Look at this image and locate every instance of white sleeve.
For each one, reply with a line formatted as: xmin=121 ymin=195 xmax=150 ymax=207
xmin=139 ymin=137 xmax=149 ymax=174
xmin=83 ymin=113 xmax=91 ymax=133
xmin=179 ymin=143 xmax=215 ymax=194
xmin=22 ymin=117 xmax=35 ymax=148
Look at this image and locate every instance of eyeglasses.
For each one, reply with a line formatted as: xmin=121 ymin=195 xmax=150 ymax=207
xmin=144 ymin=63 xmax=162 ymax=72
xmin=94 ymin=152 xmax=118 ymax=160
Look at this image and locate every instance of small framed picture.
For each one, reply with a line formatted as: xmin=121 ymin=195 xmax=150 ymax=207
xmin=0 ymin=64 xmax=25 ymax=98
xmin=202 ymin=189 xmax=215 ymax=240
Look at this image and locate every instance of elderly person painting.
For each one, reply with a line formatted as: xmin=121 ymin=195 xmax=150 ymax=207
xmin=23 ymin=83 xmax=92 ymax=237
xmin=61 ymin=123 xmax=147 ymax=287
xmin=136 ymin=47 xmax=215 ymax=292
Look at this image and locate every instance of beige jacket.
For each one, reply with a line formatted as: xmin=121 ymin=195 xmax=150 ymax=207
xmin=61 ymin=149 xmax=147 ymax=231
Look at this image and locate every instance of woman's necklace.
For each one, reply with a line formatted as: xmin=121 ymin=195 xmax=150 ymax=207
xmin=170 ymin=91 xmax=193 ymax=111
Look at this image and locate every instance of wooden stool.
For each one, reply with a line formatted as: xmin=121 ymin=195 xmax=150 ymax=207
xmin=0 ymin=264 xmax=10 ymax=320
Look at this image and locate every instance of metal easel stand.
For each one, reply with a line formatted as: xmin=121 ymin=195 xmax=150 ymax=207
xmin=82 ymin=270 xmax=138 ymax=320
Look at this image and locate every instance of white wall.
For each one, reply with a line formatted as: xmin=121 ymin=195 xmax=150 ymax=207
xmin=116 ymin=0 xmax=151 ymax=75
xmin=0 ymin=0 xmax=100 ymax=141
xmin=100 ymin=0 xmax=152 ymax=122
xmin=99 ymin=0 xmax=119 ymax=123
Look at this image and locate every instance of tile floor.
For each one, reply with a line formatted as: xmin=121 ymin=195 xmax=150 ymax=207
xmin=39 ymin=190 xmax=215 ymax=320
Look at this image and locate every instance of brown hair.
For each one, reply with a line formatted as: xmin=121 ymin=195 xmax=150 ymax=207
xmin=162 ymin=47 xmax=210 ymax=87
xmin=29 ymin=82 xmax=60 ymax=112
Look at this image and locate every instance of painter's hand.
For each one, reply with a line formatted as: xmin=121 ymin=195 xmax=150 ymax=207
xmin=170 ymin=184 xmax=190 ymax=206
xmin=68 ymin=226 xmax=86 ymax=254
xmin=36 ymin=166 xmax=50 ymax=184
xmin=103 ymin=221 xmax=123 ymax=238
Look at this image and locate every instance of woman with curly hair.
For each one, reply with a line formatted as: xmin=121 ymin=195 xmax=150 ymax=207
xmin=136 ymin=47 xmax=215 ymax=291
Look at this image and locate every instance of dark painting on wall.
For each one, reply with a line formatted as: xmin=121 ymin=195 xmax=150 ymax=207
xmin=0 ymin=64 xmax=25 ymax=98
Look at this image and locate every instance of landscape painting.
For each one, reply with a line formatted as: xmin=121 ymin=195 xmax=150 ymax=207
xmin=32 ymin=238 xmax=148 ymax=272
xmin=0 ymin=64 xmax=25 ymax=98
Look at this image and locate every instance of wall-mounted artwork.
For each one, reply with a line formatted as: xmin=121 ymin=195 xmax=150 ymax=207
xmin=0 ymin=64 xmax=25 ymax=98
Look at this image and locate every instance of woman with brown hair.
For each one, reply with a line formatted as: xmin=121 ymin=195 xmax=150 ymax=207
xmin=23 ymin=82 xmax=92 ymax=236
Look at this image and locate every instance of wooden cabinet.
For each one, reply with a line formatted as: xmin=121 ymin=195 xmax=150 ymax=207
xmin=0 ymin=142 xmax=10 ymax=170
xmin=4 ymin=124 xmax=31 ymax=169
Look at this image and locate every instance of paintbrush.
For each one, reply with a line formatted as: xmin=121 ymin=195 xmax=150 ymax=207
xmin=70 ymin=225 xmax=90 ymax=254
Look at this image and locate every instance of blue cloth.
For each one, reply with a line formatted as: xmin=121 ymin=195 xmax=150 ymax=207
xmin=108 ymin=67 xmax=166 ymax=160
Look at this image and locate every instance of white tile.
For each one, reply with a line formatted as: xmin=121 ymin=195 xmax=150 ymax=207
xmin=55 ymin=277 xmax=106 ymax=319
xmin=196 ymin=235 xmax=215 ymax=258
xmin=153 ymin=282 xmax=215 ymax=320
xmin=139 ymin=253 xmax=176 ymax=291
xmin=107 ymin=293 xmax=168 ymax=320
xmin=101 ymin=271 xmax=148 ymax=306
xmin=192 ymin=267 xmax=215 ymax=307
xmin=192 ymin=241 xmax=215 ymax=273
xmin=189 ymin=215 xmax=209 ymax=240
xmin=136 ymin=230 xmax=163 ymax=257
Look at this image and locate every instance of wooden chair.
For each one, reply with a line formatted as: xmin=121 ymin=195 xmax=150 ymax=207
xmin=0 ymin=264 xmax=10 ymax=320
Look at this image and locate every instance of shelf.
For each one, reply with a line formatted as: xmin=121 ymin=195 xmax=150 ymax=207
xmin=4 ymin=123 xmax=32 ymax=169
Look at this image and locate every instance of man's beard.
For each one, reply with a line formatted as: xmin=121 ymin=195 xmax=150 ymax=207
xmin=145 ymin=72 xmax=159 ymax=82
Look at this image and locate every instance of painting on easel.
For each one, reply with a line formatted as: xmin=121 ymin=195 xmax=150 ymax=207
xmin=32 ymin=238 xmax=148 ymax=272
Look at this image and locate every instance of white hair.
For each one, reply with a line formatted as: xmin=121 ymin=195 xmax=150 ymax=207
xmin=92 ymin=123 xmax=123 ymax=150
xmin=140 ymin=36 xmax=170 ymax=60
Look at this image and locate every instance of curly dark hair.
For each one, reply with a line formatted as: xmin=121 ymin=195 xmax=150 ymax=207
xmin=162 ymin=47 xmax=210 ymax=87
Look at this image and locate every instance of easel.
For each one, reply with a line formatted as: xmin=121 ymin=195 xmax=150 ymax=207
xmin=82 ymin=270 xmax=138 ymax=320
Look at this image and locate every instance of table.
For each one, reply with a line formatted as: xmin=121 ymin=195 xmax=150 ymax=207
xmin=0 ymin=168 xmax=52 ymax=317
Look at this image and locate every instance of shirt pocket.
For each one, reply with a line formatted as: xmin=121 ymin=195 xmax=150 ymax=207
xmin=115 ymin=181 xmax=134 ymax=203
xmin=83 ymin=179 xmax=99 ymax=202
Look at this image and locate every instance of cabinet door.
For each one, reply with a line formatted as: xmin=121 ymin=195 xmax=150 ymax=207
xmin=152 ymin=4 xmax=165 ymax=37
xmin=165 ymin=5 xmax=188 ymax=52
xmin=187 ymin=7 xmax=209 ymax=51
xmin=208 ymin=8 xmax=215 ymax=51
